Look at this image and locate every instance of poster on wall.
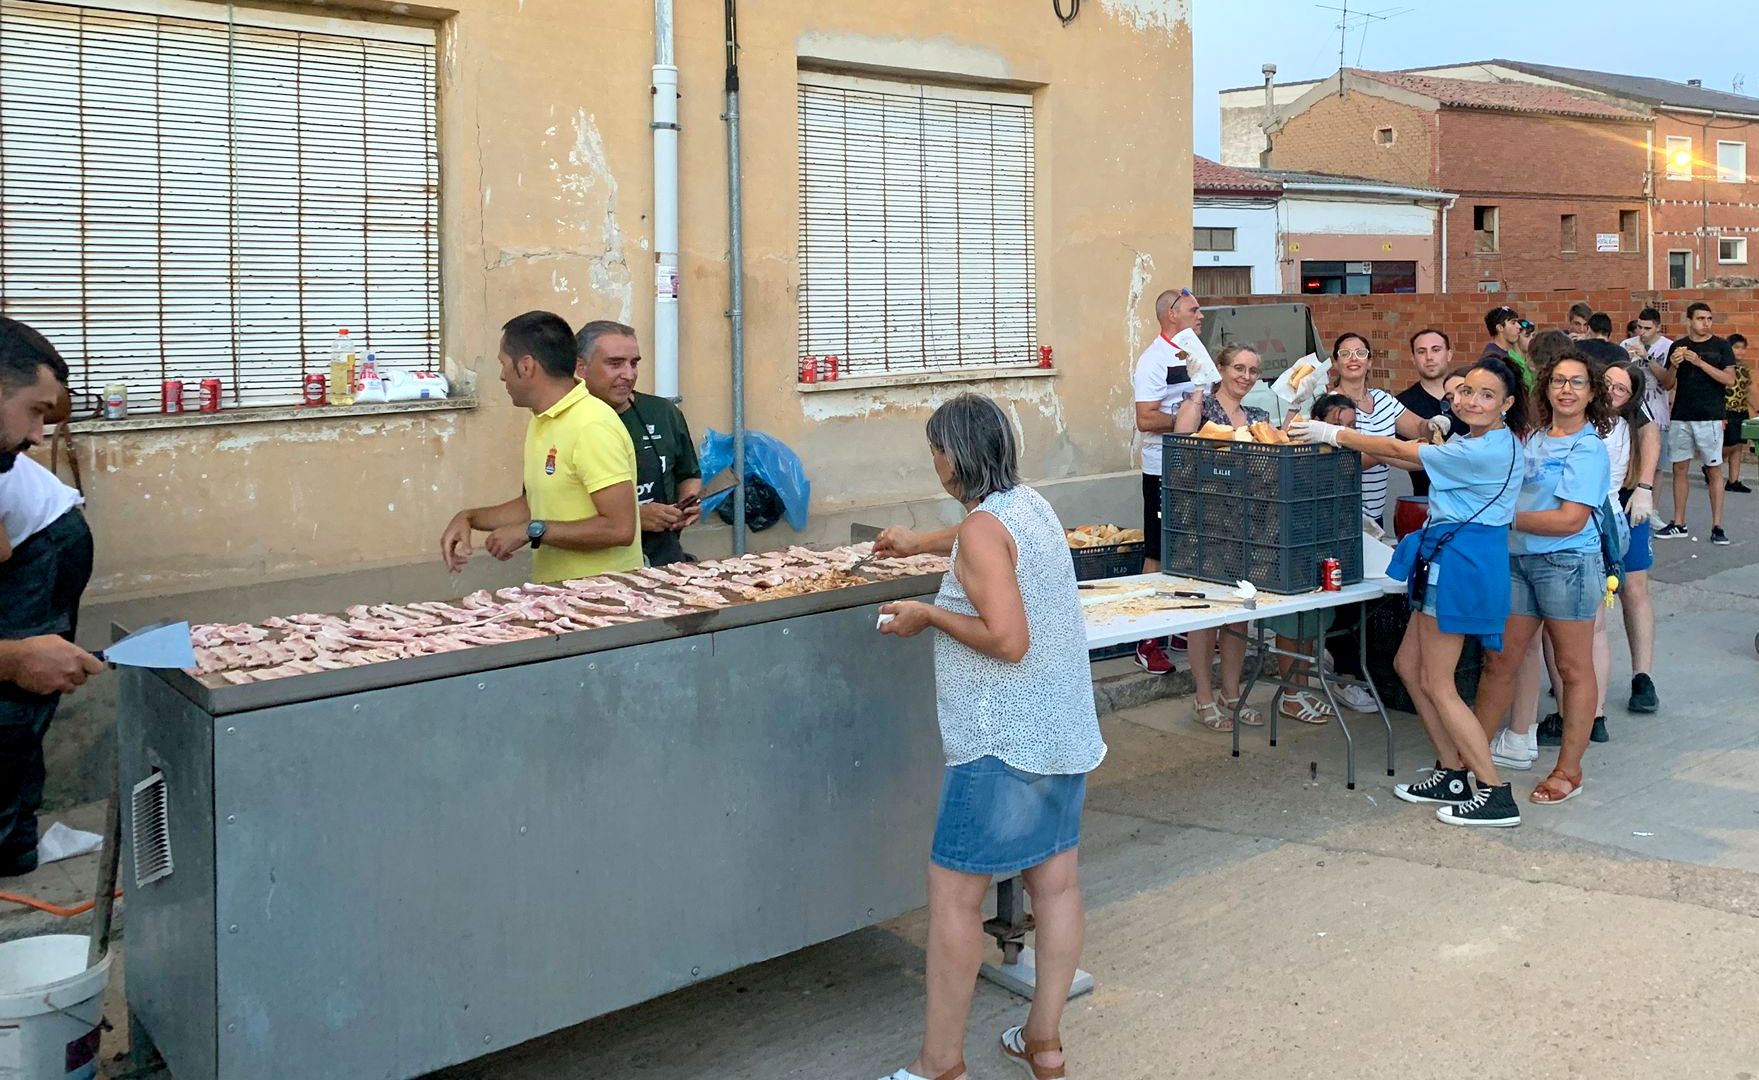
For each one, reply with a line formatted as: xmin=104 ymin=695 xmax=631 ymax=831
xmin=1596 ymin=234 xmax=1620 ymax=253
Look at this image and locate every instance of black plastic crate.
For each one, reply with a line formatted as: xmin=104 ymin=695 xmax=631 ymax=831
xmin=1067 ymin=536 xmax=1146 ymax=662
xmin=1070 ymin=541 xmax=1146 ymax=582
xmin=1159 ymin=435 xmax=1363 ymax=593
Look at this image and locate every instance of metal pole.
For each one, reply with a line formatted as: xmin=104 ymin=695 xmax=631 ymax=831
xmin=724 ymin=0 xmax=747 ymax=551
xmin=652 ymin=0 xmax=680 ymax=400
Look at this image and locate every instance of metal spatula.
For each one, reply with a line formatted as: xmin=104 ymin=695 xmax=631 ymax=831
xmin=99 ymin=621 xmax=197 ymax=670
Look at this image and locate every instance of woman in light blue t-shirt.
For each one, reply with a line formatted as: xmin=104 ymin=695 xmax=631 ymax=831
xmin=1471 ymin=351 xmax=1613 ymax=808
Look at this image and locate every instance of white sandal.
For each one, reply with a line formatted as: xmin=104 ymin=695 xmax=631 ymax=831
xmin=1192 ymin=699 xmax=1233 ymax=731
xmin=1219 ymin=692 xmax=1265 ymax=727
xmin=879 ymin=1065 xmax=966 ymax=1080
xmin=1277 ymin=690 xmax=1333 ymax=725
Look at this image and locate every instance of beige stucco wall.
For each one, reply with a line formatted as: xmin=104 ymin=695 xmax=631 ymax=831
xmin=49 ymin=0 xmax=1193 ymax=601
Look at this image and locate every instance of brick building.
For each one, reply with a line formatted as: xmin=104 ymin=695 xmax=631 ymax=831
xmin=1265 ymin=69 xmax=1650 ymax=295
xmin=1490 ymin=63 xmax=1759 ymax=289
xmin=1225 ymin=61 xmax=1759 ymax=292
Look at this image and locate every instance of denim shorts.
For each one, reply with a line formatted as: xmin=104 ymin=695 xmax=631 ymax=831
xmin=1509 ymin=549 xmax=1602 ymax=622
xmin=1623 ymin=519 xmax=1653 ymax=574
xmin=930 ymin=756 xmax=1087 ymax=876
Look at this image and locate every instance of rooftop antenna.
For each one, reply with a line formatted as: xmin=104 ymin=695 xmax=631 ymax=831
xmin=1736 ymin=73 xmax=1746 ymax=94
xmin=1317 ymin=2 xmax=1411 ymax=95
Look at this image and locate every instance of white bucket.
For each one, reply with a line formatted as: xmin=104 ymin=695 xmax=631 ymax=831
xmin=0 ymin=935 xmax=111 ymax=1080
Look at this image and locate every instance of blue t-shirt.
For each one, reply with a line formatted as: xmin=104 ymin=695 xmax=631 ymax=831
xmin=1509 ymin=428 xmax=1611 ymax=555
xmin=1416 ymin=427 xmax=1521 ymax=527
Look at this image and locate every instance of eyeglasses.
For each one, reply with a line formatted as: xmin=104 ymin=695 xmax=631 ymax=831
xmin=1548 ymin=376 xmax=1589 ymax=390
xmin=1336 ymin=348 xmax=1371 ymax=360
xmin=1607 ymin=383 xmax=1632 ymax=398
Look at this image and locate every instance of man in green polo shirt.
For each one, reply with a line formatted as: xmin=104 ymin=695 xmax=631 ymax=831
xmin=440 ymin=311 xmax=641 ymax=582
xmin=575 ymin=320 xmax=702 ymax=566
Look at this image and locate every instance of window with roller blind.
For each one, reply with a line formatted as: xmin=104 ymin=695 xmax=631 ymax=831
xmin=797 ymin=72 xmax=1038 ymax=381
xmin=0 ymin=0 xmax=439 ymax=412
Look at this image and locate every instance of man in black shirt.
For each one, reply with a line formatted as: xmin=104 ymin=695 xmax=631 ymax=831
xmin=1656 ymin=301 xmax=1737 ymax=544
xmin=1396 ymin=328 xmax=1455 ymax=497
xmin=1575 ymin=312 xmax=1631 ymax=370
xmin=575 ymin=320 xmax=703 ymax=565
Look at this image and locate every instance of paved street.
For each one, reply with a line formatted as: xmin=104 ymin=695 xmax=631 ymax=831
xmin=13 ymin=471 xmax=1754 ymax=1079
xmin=421 ymin=470 xmax=1759 ymax=1079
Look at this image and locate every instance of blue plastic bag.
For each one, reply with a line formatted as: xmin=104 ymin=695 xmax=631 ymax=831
xmin=698 ymin=430 xmax=811 ymax=532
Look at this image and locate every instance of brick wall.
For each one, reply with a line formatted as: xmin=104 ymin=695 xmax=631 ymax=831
xmin=1268 ymin=91 xmax=1435 ymax=190
xmin=1438 ymin=110 xmax=1650 ymax=294
xmin=1652 ymin=110 xmax=1759 ymax=287
xmin=1198 ymin=287 xmax=1759 ymax=386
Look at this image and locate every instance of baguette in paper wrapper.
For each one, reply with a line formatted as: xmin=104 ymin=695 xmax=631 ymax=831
xmin=1171 ymin=328 xmax=1220 ymax=389
xmin=1271 ymin=353 xmax=1329 ymax=411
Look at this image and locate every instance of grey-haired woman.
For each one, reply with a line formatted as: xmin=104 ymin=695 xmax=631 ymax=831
xmin=874 ymin=393 xmax=1106 ymax=1080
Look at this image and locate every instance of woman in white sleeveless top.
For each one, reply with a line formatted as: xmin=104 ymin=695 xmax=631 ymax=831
xmin=874 ymin=394 xmax=1106 ymax=1080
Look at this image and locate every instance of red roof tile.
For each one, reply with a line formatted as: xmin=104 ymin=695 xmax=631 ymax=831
xmin=1193 ymin=155 xmax=1282 ymax=194
xmin=1349 ymin=69 xmax=1648 ymax=121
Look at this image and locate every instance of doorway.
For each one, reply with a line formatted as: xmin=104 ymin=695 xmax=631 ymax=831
xmin=1669 ymin=250 xmax=1693 ymax=289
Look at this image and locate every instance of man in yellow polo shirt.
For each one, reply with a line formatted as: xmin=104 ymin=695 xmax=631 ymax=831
xmin=440 ymin=311 xmax=641 ymax=582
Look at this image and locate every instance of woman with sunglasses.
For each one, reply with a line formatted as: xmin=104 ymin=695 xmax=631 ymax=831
xmin=1292 ymin=358 xmax=1530 ymax=826
xmin=1472 ymin=349 xmax=1614 ymax=806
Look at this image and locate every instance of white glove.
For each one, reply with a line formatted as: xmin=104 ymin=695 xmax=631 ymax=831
xmin=1290 ymin=417 xmax=1342 ymax=446
xmin=1627 ymin=487 xmax=1657 ymax=526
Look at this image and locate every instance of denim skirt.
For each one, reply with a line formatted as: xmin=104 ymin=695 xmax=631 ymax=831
xmin=930 ymin=756 xmax=1088 ymax=876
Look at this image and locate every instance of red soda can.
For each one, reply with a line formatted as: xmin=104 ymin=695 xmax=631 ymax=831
xmin=302 ymin=372 xmax=327 ymax=406
xmin=799 ymin=356 xmax=819 ymax=384
xmin=199 ymin=378 xmax=223 ymax=412
xmin=1039 ymin=345 xmax=1054 ymax=368
xmin=161 ymin=380 xmax=183 ymax=415
xmin=1320 ymin=557 xmax=1342 ymax=592
xmin=825 ymin=355 xmax=840 ymax=381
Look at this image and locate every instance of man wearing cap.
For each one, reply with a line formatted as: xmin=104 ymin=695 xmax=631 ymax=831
xmin=1480 ymin=305 xmax=1532 ymax=386
xmin=0 ymin=318 xmax=102 ymax=878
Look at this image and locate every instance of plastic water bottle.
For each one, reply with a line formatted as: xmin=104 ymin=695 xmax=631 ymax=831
xmin=329 ymin=329 xmax=357 ymax=406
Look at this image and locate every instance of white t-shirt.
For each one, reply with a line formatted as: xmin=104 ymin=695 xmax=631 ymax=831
xmin=1355 ymin=388 xmax=1407 ymax=523
xmin=1603 ymin=418 xmax=1631 ymax=499
xmin=1133 ymin=334 xmax=1198 ymax=476
xmin=0 ymin=455 xmax=83 ymax=551
xmin=1621 ymin=335 xmax=1673 ymax=427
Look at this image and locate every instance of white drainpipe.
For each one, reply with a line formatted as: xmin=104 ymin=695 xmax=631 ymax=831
xmin=652 ymin=0 xmax=681 ymax=400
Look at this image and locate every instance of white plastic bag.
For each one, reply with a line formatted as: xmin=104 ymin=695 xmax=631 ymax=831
xmin=1271 ymin=353 xmax=1330 ymax=412
xmin=1171 ymin=328 xmax=1220 ymax=388
xmin=352 ymin=357 xmax=388 ymax=404
xmin=384 ymin=369 xmax=450 ymax=402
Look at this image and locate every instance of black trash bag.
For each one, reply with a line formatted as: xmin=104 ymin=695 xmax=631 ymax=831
xmin=716 ymin=476 xmax=785 ymax=532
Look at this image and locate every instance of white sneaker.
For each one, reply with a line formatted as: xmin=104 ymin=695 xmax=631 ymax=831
xmin=1331 ymin=683 xmax=1378 ymax=712
xmin=1489 ymin=727 xmax=1537 ymax=771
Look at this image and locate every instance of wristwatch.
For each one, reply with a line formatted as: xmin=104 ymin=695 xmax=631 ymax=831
xmin=527 ymin=520 xmax=548 ymax=548
xmin=1637 ymin=483 xmax=1653 ymax=491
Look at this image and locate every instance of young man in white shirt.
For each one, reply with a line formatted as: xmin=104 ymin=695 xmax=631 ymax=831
xmin=1130 ymin=287 xmax=1202 ymax=674
xmin=1622 ymin=306 xmax=1673 ymax=437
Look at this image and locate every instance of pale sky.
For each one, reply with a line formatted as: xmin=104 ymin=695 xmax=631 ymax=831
xmin=1192 ymin=0 xmax=1757 ymax=158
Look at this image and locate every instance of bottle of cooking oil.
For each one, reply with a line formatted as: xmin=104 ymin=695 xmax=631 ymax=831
xmin=329 ymin=328 xmax=357 ymax=406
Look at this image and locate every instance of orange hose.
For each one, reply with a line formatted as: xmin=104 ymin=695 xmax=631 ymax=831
xmin=0 ymin=888 xmax=121 ymax=918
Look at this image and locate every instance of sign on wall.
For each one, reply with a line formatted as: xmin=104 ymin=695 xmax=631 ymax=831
xmin=1596 ymin=234 xmax=1620 ymax=253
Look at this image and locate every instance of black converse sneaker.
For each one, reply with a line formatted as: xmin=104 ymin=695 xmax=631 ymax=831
xmin=1436 ymin=783 xmax=1522 ymax=827
xmin=1394 ymin=766 xmax=1471 ymax=805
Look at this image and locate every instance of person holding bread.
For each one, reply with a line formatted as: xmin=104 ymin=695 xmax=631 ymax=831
xmin=1172 ymin=343 xmax=1270 ymax=731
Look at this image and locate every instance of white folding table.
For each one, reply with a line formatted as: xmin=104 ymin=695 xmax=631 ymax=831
xmin=1083 ymin=573 xmax=1405 ymax=789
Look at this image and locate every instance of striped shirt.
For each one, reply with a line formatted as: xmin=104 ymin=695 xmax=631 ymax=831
xmin=1354 ymin=388 xmax=1407 ymax=524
